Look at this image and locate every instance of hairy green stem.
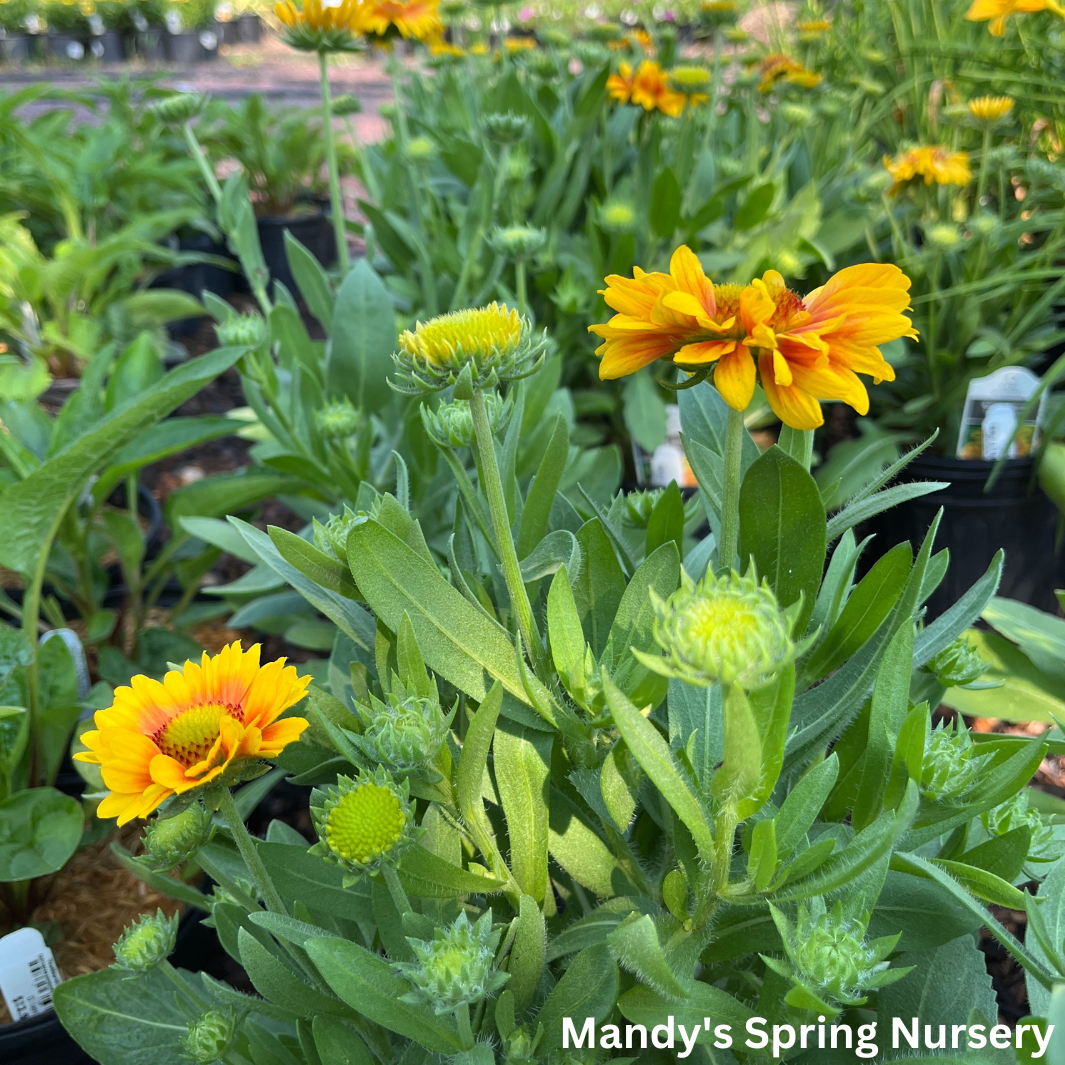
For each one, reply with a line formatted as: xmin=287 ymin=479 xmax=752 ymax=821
xmin=717 ymin=403 xmax=745 ymax=572
xmin=319 ymin=51 xmax=351 ymax=275
xmin=381 ymin=862 xmax=412 ymax=915
xmin=469 ymin=389 xmax=547 ymax=677
xmin=160 ymin=959 xmax=212 ymax=1012
xmin=456 ymin=1003 xmax=475 ymax=1050
xmin=217 ymin=787 xmax=286 ymax=915
xmin=515 ymin=259 xmax=528 ymax=317
xmin=183 ymin=121 xmax=223 ymax=203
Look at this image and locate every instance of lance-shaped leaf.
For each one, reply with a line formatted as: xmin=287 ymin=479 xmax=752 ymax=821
xmin=607 ymin=913 xmax=688 ymax=1001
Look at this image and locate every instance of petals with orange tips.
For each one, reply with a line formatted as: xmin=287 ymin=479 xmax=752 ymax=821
xmin=261 ymin=716 xmax=310 ymax=756
xmin=674 ymin=339 xmax=738 ymax=365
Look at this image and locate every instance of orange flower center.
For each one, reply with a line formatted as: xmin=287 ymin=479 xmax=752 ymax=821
xmin=155 ymin=703 xmax=240 ymax=766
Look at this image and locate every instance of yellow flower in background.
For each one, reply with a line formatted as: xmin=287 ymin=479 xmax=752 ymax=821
xmin=796 ymin=17 xmax=831 ymax=32
xmin=75 ymin=643 xmax=310 ymax=825
xmin=354 ymin=0 xmax=443 ymax=42
xmin=965 ymin=0 xmax=1064 ymax=35
xmin=275 ymin=0 xmax=361 ymax=50
xmin=505 ymin=35 xmax=536 ymax=51
xmin=589 ymin=246 xmax=916 ymax=430
xmin=669 ymin=65 xmax=712 ymax=103
xmin=883 ymin=146 xmax=972 ymax=193
xmin=968 ymin=95 xmax=1015 ymax=122
xmin=757 ymin=53 xmax=822 ymax=92
xmin=608 ymin=60 xmax=687 ymax=116
xmin=470 ymin=40 xmax=489 ymax=54
xmin=428 ymin=36 xmax=464 ymax=56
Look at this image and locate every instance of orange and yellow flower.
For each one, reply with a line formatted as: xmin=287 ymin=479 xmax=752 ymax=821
xmin=968 ymin=95 xmax=1014 ymax=122
xmin=965 ymin=0 xmax=1064 ymax=36
xmin=883 ymin=146 xmax=972 ymax=193
xmin=354 ymin=0 xmax=442 ymax=41
xmin=757 ymin=53 xmax=822 ymax=92
xmin=608 ymin=60 xmax=687 ymax=116
xmin=275 ymin=0 xmax=362 ymax=50
xmin=589 ymin=246 xmax=916 ymax=430
xmin=76 ymin=643 xmax=310 ymax=825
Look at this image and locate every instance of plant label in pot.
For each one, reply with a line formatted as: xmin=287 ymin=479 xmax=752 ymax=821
xmin=0 ymin=928 xmax=61 ymax=1021
xmin=956 ymin=366 xmax=1044 ymax=460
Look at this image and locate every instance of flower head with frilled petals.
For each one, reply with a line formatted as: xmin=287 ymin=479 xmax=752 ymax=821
xmin=757 ymin=53 xmax=821 ymax=92
xmin=275 ymin=0 xmax=362 ymax=51
xmin=75 ymin=643 xmax=310 ymax=825
xmin=968 ymin=95 xmax=1014 ymax=123
xmin=608 ymin=60 xmax=687 ymax=116
xmin=354 ymin=0 xmax=442 ymax=42
xmin=966 ymin=0 xmax=1064 ymax=35
xmin=589 ymin=245 xmax=916 ymax=430
xmin=883 ymin=146 xmax=972 ymax=193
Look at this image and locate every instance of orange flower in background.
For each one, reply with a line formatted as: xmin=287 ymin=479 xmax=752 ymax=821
xmin=589 ymin=246 xmax=916 ymax=430
xmin=76 ymin=643 xmax=310 ymax=825
xmin=965 ymin=0 xmax=1064 ymax=35
xmin=883 ymin=146 xmax=972 ymax=193
xmin=757 ymin=53 xmax=822 ymax=92
xmin=608 ymin=60 xmax=686 ymax=116
xmin=354 ymin=0 xmax=442 ymax=41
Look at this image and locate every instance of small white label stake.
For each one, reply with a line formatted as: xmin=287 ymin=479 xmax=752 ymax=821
xmin=0 ymin=927 xmax=62 ymax=1021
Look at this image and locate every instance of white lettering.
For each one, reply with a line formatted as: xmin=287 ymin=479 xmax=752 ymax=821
xmin=968 ymin=1025 xmax=987 ymax=1049
xmin=856 ymin=1023 xmax=877 ymax=1059
xmin=893 ymin=1017 xmax=919 ymax=1049
xmin=562 ymin=1018 xmax=594 ymax=1049
xmin=746 ymin=1017 xmax=769 ymax=1049
xmin=773 ymin=1025 xmax=796 ymax=1057
xmin=1032 ymin=1024 xmax=1055 ymax=1058
xmin=713 ymin=1024 xmax=732 ymax=1049
xmin=651 ymin=1016 xmax=674 ymax=1050
xmin=990 ymin=1025 xmax=1012 ymax=1049
xmin=599 ymin=1025 xmax=621 ymax=1050
xmin=676 ymin=1023 xmax=700 ymax=1058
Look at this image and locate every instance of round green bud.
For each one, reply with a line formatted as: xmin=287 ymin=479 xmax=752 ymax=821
xmin=483 ymin=111 xmax=532 ymax=144
xmin=316 ymin=400 xmax=361 ymax=439
xmin=332 ymin=93 xmax=362 ymax=116
xmin=624 ymin=488 xmax=665 ymax=528
xmin=352 ymin=694 xmax=451 ymax=772
xmin=395 ymin=910 xmax=509 ymax=1013
xmin=488 ymin=224 xmax=547 ymax=261
xmin=574 ymin=40 xmax=609 ymax=66
xmin=422 ymin=391 xmax=508 ymax=448
xmin=525 ymin=49 xmax=557 ymax=77
xmin=924 ymin=635 xmax=988 ymax=687
xmin=640 ymin=569 xmax=797 ymax=690
xmin=599 ymin=199 xmax=637 ymax=233
xmin=216 ymin=313 xmax=267 ymax=348
xmin=985 ymin=791 xmax=1065 ymax=867
xmin=775 ymin=249 xmax=801 ymax=276
xmin=183 ymin=1010 xmax=234 ymax=1065
xmin=921 ymin=720 xmax=985 ymax=800
xmin=310 ymin=770 xmax=414 ymax=881
xmin=780 ymin=102 xmax=814 ymax=127
xmin=144 ymin=801 xmax=212 ymax=871
xmin=792 ymin=905 xmax=884 ymax=1004
xmin=112 ymin=909 xmax=179 ymax=973
xmin=970 ymin=212 xmax=999 ymax=236
xmin=314 ymin=503 xmax=373 ymax=560
xmin=405 ymin=137 xmax=438 ymax=163
xmin=150 ymin=92 xmax=206 ymax=125
xmin=670 ymin=65 xmax=712 ymax=95
xmin=926 ymin=223 xmax=961 ymax=250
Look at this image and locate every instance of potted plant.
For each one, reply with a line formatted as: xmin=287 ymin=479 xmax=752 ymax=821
xmin=42 ymin=0 xmax=89 ymax=60
xmin=124 ymin=0 xmax=167 ymax=57
xmin=202 ymin=94 xmax=339 ymax=294
xmin=0 ymin=0 xmax=35 ymax=61
xmin=162 ymin=0 xmax=218 ymax=63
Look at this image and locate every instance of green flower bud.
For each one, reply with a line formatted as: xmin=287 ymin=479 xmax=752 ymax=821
xmin=525 ymin=49 xmax=557 ymax=77
xmin=985 ymin=145 xmax=1019 ymax=171
xmin=310 ymin=769 xmax=414 ymax=882
xmin=422 ymin=392 xmax=509 ymax=448
xmin=574 ymin=40 xmax=609 ymax=66
xmin=926 ymin=223 xmax=961 ymax=250
xmin=316 ymin=400 xmax=362 ymax=439
xmin=314 ymin=503 xmax=375 ymax=560
xmin=488 ymin=225 xmax=547 ymax=261
xmin=670 ymin=65 xmax=712 ymax=95
xmin=112 ymin=909 xmax=178 ymax=973
xmin=584 ymin=20 xmax=622 ymax=41
xmin=483 ymin=111 xmax=531 ymax=144
xmin=395 ymin=910 xmax=509 ymax=1013
xmin=924 ymin=635 xmax=989 ymax=687
xmin=183 ymin=1010 xmax=234 ymax=1065
xmin=216 ymin=313 xmax=267 ymax=348
xmin=780 ymin=102 xmax=814 ymax=127
xmin=391 ymin=303 xmax=549 ymax=396
xmin=599 ymin=199 xmax=636 ymax=233
xmin=700 ymin=0 xmax=739 ymax=27
xmin=540 ymin=27 xmax=569 ymax=48
xmin=718 ymin=154 xmax=744 ymax=177
xmin=637 ymin=569 xmax=799 ymax=690
xmin=150 ymin=92 xmax=207 ymax=125
xmin=624 ymin=488 xmax=666 ymax=527
xmin=332 ymin=93 xmax=362 ymax=116
xmin=405 ymin=137 xmax=438 ymax=163
xmin=765 ymin=899 xmax=907 ymax=1011
xmin=970 ymin=211 xmax=999 ymax=236
xmin=144 ymin=801 xmax=212 ymax=871
xmin=1027 ymin=157 xmax=1065 ymax=191
xmin=984 ymin=790 xmax=1065 ymax=867
xmin=921 ymin=720 xmax=988 ymax=801
xmin=351 ymin=693 xmax=453 ymax=772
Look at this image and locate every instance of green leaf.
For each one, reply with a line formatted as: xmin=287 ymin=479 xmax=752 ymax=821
xmin=285 ymin=230 xmax=334 ymax=331
xmin=306 ymin=936 xmax=463 ymax=1053
xmin=54 ymin=966 xmax=193 ymax=1065
xmin=179 ymin=516 xmax=261 ymax=564
xmin=956 ymin=825 xmax=1031 ymax=883
xmin=0 ymin=787 xmax=83 ymax=881
xmin=269 ymin=526 xmax=361 ymax=600
xmin=645 ymin=483 xmax=685 ymax=560
xmin=734 ymin=182 xmax=775 ymax=230
xmin=548 ymin=788 xmax=632 ymax=898
xmin=517 ymin=414 xmax=569 ymax=561
xmin=0 ymin=346 xmax=241 ymax=575
xmin=929 ymin=858 xmax=1028 ymax=908
xmin=607 ymin=913 xmax=688 ymax=1000
xmin=573 ymin=519 xmax=626 ymax=658
xmin=457 ymin=681 xmax=502 ymax=826
xmin=618 ymin=981 xmax=753 ymax=1042
xmin=325 ymin=260 xmax=396 ymax=413
xmin=622 ymin=369 xmax=667 ymax=454
xmin=509 ymin=895 xmax=547 ymax=1016
xmin=825 ymin=480 xmax=949 ymax=543
xmin=603 ymin=672 xmax=714 ymax=860
xmin=738 ymin=446 xmax=826 ymax=630
xmin=397 ymin=843 xmax=503 ymax=897
xmin=1026 ymin=857 xmax=1065 ymax=1015
xmin=313 ymin=1017 xmax=374 ymax=1065
xmin=775 ymin=754 xmax=838 ymax=854
xmin=650 ymin=167 xmax=682 ymax=238
xmin=494 ymin=721 xmax=551 ymax=904
xmin=867 ymin=870 xmax=984 ymax=952
xmin=257 ymin=842 xmax=373 ymax=924
xmin=548 ymin=565 xmax=588 ymax=700
xmin=536 ymin=942 xmax=618 ymax=1050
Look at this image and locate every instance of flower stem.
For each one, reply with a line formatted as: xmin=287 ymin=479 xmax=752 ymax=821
xmin=469 ymin=388 xmax=547 ymax=677
xmin=515 ymin=259 xmax=528 ymax=318
xmin=717 ymin=403 xmax=745 ymax=573
xmin=456 ymin=1003 xmax=475 ymax=1050
xmin=217 ymin=787 xmax=287 ymax=915
xmin=319 ymin=50 xmax=351 ymax=275
xmin=975 ymin=126 xmax=991 ymax=209
xmin=183 ymin=121 xmax=222 ymax=203
xmin=160 ymin=958 xmax=212 ymax=1012
xmin=381 ymin=862 xmax=411 ymax=915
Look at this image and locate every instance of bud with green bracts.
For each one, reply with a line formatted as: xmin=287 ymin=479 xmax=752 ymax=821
xmin=143 ymin=801 xmax=212 ymax=871
xmin=421 ymin=392 xmax=510 ymax=448
xmin=350 ymin=692 xmax=455 ymax=774
xmin=482 ymin=111 xmax=531 ymax=144
xmin=112 ymin=909 xmax=179 ymax=974
xmin=216 ymin=312 xmax=267 ymax=349
xmin=923 ymin=634 xmax=991 ymax=688
xmin=921 ymin=719 xmax=991 ymax=801
xmin=149 ymin=92 xmax=207 ymax=125
xmin=183 ymin=1010 xmax=235 ymax=1065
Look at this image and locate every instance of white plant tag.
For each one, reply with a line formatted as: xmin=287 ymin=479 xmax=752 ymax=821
xmin=0 ymin=927 xmax=62 ymax=1021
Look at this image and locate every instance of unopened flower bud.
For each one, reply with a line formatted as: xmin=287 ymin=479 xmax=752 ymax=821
xmin=924 ymin=635 xmax=988 ymax=687
xmin=352 ymin=693 xmax=452 ymax=772
xmin=926 ymin=223 xmax=961 ymax=250
xmin=316 ymin=400 xmax=361 ymax=439
xmin=669 ymin=65 xmax=711 ymax=95
xmin=310 ymin=770 xmax=413 ymax=882
xmin=489 ymin=224 xmax=546 ymax=261
xmin=150 ymin=92 xmax=207 ymax=125
xmin=395 ymin=910 xmax=509 ymax=1013
xmin=483 ymin=111 xmax=531 ymax=144
xmin=574 ymin=40 xmax=609 ymax=65
xmin=332 ymin=93 xmax=362 ymax=116
xmin=405 ymin=136 xmax=438 ymax=163
xmin=144 ymin=802 xmax=212 ymax=871
xmin=216 ymin=313 xmax=266 ymax=348
xmin=422 ymin=392 xmax=508 ymax=447
xmin=780 ymin=102 xmax=814 ymax=127
xmin=112 ymin=909 xmax=178 ymax=973
xmin=315 ymin=504 xmax=372 ymax=560
xmin=921 ymin=720 xmax=987 ymax=800
xmin=183 ymin=1010 xmax=234 ymax=1065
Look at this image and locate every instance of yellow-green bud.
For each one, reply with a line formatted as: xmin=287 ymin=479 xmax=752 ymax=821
xmin=489 ymin=224 xmax=546 ymax=261
xmin=574 ymin=40 xmax=609 ymax=66
xmin=422 ymin=392 xmax=508 ymax=448
xmin=405 ymin=137 xmax=438 ymax=163
xmin=216 ymin=313 xmax=267 ymax=348
xmin=669 ymin=65 xmax=711 ymax=95
xmin=144 ymin=802 xmax=212 ymax=871
xmin=483 ymin=111 xmax=531 ymax=144
xmin=112 ymin=909 xmax=178 ymax=973
xmin=332 ymin=93 xmax=362 ymax=116
xmin=700 ymin=0 xmax=738 ymax=27
xmin=310 ymin=770 xmax=413 ymax=882
xmin=600 ymin=199 xmax=637 ymax=233
xmin=924 ymin=635 xmax=988 ymax=687
xmin=926 ymin=223 xmax=961 ymax=250
xmin=395 ymin=910 xmax=509 ymax=1013
xmin=314 ymin=503 xmax=375 ymax=559
xmin=183 ymin=1010 xmax=234 ymax=1065
xmin=351 ymin=693 xmax=452 ymax=772
xmin=970 ymin=212 xmax=999 ymax=236
xmin=150 ymin=92 xmax=206 ymax=125
xmin=921 ymin=720 xmax=988 ymax=801
xmin=316 ymin=400 xmax=361 ymax=439
xmin=984 ymin=791 xmax=1065 ymax=867
xmin=780 ymin=102 xmax=814 ymax=127
xmin=636 ymin=569 xmax=798 ymax=690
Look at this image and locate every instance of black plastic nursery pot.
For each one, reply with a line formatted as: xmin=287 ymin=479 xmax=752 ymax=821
xmin=86 ymin=30 xmax=123 ymax=61
xmin=46 ymin=32 xmax=86 ymax=60
xmin=133 ymin=27 xmax=165 ymax=58
xmin=153 ymin=231 xmax=236 ymax=338
xmin=163 ymin=26 xmax=218 ymax=63
xmin=866 ymin=453 xmax=1061 ymax=619
xmin=236 ymin=13 xmax=262 ymax=41
xmin=256 ymin=207 xmax=336 ymax=297
xmin=0 ymin=33 xmax=32 ymax=61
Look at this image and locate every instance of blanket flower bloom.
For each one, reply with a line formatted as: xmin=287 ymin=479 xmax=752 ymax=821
xmin=275 ymin=0 xmax=362 ymax=51
xmin=883 ymin=146 xmax=972 ymax=194
xmin=968 ymin=95 xmax=1014 ymax=123
xmin=589 ymin=245 xmax=916 ymax=430
xmin=75 ymin=643 xmax=310 ymax=825
xmin=757 ymin=53 xmax=822 ymax=92
xmin=354 ymin=0 xmax=443 ymax=42
xmin=608 ymin=60 xmax=687 ymax=116
xmin=965 ymin=0 xmax=1065 ymax=35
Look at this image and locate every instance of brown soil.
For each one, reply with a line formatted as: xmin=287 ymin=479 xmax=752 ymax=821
xmin=0 ymin=824 xmax=183 ymax=1026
